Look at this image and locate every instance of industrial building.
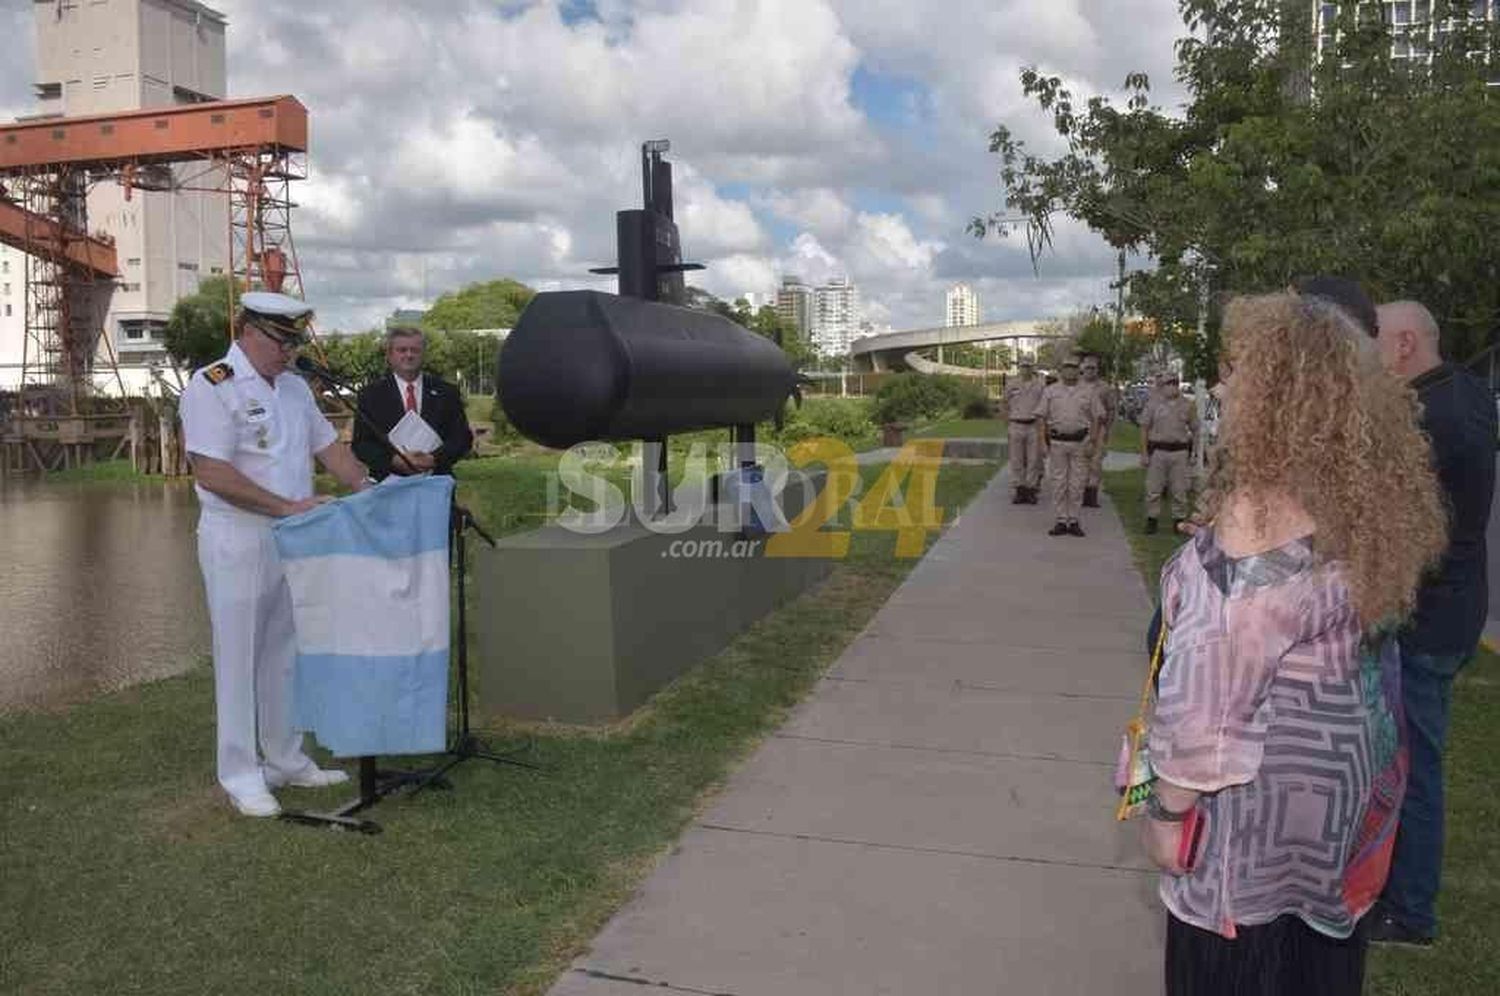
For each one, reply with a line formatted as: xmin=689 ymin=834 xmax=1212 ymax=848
xmin=0 ymin=0 xmax=229 ymax=393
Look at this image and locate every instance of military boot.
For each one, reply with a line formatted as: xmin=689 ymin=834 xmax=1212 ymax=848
xmin=1082 ymin=487 xmax=1100 ymax=508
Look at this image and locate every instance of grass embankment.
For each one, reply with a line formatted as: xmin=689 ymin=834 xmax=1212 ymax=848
xmin=1101 ymin=467 xmax=1500 ymax=996
xmin=0 ymin=457 xmax=999 ymax=996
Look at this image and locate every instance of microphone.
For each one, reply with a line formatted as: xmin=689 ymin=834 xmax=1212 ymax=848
xmin=294 ymin=354 xmax=344 ymax=386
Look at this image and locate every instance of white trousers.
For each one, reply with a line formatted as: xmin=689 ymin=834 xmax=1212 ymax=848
xmin=197 ymin=512 xmax=315 ymax=798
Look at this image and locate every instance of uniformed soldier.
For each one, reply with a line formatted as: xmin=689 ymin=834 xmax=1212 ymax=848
xmin=1037 ymin=356 xmax=1106 ymax=536
xmin=179 ymin=292 xmax=372 ymax=817
xmin=1003 ymin=357 xmax=1045 ymax=504
xmin=1139 ymin=372 xmax=1199 ymax=534
xmin=1080 ymin=354 xmax=1117 ymax=508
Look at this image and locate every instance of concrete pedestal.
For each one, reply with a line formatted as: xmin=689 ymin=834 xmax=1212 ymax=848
xmin=473 ymin=471 xmax=832 ymax=723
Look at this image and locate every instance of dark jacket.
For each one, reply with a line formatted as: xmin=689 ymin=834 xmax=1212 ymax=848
xmin=1405 ymin=363 xmax=1497 ymax=656
xmin=352 ymin=373 xmax=474 ymax=480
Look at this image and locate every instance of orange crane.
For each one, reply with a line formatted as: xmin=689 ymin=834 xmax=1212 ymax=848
xmin=0 ymin=95 xmax=309 ymax=470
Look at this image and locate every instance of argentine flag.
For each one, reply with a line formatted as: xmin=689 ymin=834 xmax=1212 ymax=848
xmin=272 ymin=475 xmax=454 ymax=757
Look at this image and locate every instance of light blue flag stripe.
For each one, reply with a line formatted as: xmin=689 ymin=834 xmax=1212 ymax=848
xmin=274 ymin=475 xmax=454 ymax=561
xmin=294 ymin=650 xmax=449 ymax=758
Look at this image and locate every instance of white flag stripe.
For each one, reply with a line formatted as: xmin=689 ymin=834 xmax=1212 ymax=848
xmin=282 ymin=550 xmax=449 ymax=657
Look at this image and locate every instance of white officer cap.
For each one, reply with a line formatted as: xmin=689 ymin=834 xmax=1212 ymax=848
xmin=240 ymin=291 xmax=314 ymax=342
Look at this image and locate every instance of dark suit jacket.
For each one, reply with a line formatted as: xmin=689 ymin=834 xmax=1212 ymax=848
xmin=353 ymin=373 xmax=474 ymax=480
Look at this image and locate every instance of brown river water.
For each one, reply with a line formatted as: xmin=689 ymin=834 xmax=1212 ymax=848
xmin=0 ymin=477 xmax=210 ymax=711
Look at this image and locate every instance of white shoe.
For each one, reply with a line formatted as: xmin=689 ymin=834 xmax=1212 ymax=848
xmin=268 ymin=766 xmax=350 ymax=789
xmin=230 ymin=790 xmax=281 ymax=818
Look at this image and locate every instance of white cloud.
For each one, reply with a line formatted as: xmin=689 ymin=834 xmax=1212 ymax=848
xmin=0 ymin=0 xmax=1188 ymax=333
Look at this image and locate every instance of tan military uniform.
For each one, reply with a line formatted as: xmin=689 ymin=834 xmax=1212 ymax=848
xmin=1004 ymin=374 xmax=1046 ymax=491
xmin=1085 ymin=379 xmax=1118 ymax=489
xmin=1038 ymin=382 xmax=1105 ymax=523
xmin=1142 ymin=395 xmax=1198 ymax=520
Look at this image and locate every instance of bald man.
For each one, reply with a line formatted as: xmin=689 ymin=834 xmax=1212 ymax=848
xmin=1369 ymin=300 xmax=1497 ymax=946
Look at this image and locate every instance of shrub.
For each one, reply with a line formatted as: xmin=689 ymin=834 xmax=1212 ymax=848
xmin=872 ymin=373 xmax=986 ymax=426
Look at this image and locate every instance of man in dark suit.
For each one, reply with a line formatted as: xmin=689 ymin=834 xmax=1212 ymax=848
xmin=353 ymin=326 xmax=473 ymax=479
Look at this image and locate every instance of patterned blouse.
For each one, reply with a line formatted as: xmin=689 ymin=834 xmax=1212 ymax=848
xmin=1149 ymin=528 xmax=1406 ymax=940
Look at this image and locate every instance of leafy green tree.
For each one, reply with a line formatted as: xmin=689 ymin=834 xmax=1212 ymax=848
xmin=317 ymin=331 xmax=387 ymax=385
xmin=423 ymin=278 xmax=535 ymax=332
xmin=163 ymin=275 xmax=237 ymax=371
xmin=975 ymin=0 xmax=1500 ymax=374
xmin=1072 ymin=311 xmax=1150 ymax=381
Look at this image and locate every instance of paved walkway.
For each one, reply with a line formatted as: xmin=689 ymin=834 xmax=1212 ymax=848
xmin=549 ymin=465 xmax=1163 ymax=996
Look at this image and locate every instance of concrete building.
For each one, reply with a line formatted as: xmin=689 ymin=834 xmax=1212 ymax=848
xmin=811 ymin=276 xmax=858 ymax=357
xmin=775 ymin=276 xmax=813 ymax=340
xmin=1 ymin=0 xmax=229 ymax=393
xmin=945 ymin=283 xmax=980 ymax=327
xmin=1313 ymin=1 xmax=1499 ymax=76
xmin=0 ymin=246 xmax=22 ymax=389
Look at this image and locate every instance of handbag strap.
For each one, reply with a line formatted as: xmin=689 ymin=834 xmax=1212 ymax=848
xmin=1134 ymin=616 xmax=1169 ymax=723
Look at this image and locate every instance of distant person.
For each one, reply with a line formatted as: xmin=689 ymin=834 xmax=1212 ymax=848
xmin=353 ymin=326 xmax=474 ymax=480
xmin=1080 ymin=353 xmax=1117 ymax=508
xmin=1368 ymin=300 xmax=1498 ymax=946
xmin=1003 ymin=357 xmax=1045 ymax=504
xmin=1037 ymin=356 xmax=1105 ymax=536
xmin=179 ymin=292 xmax=369 ymax=817
xmin=1144 ymin=292 xmax=1445 ymax=994
xmin=1139 ymin=373 xmax=1198 ymax=534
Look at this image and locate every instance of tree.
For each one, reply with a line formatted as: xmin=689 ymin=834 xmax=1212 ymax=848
xmin=1072 ymin=310 xmax=1150 ymax=381
xmin=316 ymin=332 xmax=386 ymax=384
xmin=163 ymin=275 xmax=237 ymax=371
xmin=423 ymin=278 xmax=535 ymax=332
xmin=975 ymin=0 xmax=1500 ymax=375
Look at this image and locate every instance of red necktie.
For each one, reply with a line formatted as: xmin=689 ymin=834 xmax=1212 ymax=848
xmin=404 ymin=382 xmax=416 ymax=413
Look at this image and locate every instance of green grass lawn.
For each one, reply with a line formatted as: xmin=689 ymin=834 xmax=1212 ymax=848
xmin=1102 ymin=466 xmax=1500 ymax=995
xmin=913 ymin=418 xmax=1007 ymax=439
xmin=1107 ymin=419 xmax=1142 ymax=453
xmin=0 ymin=458 xmax=999 ymax=996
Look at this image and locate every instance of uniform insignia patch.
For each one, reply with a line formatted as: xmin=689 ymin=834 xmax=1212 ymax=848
xmin=204 ymin=362 xmax=234 ymax=385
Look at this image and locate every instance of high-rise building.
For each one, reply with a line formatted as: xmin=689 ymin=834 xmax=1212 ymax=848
xmin=0 ymin=246 xmax=21 ymax=388
xmin=1313 ymin=1 xmax=1498 ymax=77
xmin=811 ymin=276 xmax=858 ymax=357
xmin=945 ymin=283 xmax=980 ymax=327
xmin=2 ymin=0 xmax=229 ymax=392
xmin=776 ymin=276 xmax=813 ymax=338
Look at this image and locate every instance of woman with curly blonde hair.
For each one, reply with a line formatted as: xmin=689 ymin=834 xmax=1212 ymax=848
xmin=1141 ymin=292 xmax=1446 ymax=995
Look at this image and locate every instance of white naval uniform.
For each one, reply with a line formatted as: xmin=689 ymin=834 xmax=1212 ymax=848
xmin=179 ymin=343 xmax=338 ymax=801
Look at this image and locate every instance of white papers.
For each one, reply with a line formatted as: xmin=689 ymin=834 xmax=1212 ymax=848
xmin=388 ymin=410 xmax=443 ymax=454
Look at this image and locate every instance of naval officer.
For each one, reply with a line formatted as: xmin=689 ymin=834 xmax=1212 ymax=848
xmin=180 ymin=292 xmax=370 ymax=817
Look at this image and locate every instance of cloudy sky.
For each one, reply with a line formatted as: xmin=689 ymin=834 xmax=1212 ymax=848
xmin=0 ymin=0 xmax=1190 ymax=334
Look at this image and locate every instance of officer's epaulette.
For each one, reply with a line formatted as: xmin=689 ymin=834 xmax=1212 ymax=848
xmin=203 ymin=362 xmax=234 ymax=385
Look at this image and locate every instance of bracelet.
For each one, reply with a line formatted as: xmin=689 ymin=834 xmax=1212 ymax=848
xmin=1146 ymin=791 xmax=1194 ymax=823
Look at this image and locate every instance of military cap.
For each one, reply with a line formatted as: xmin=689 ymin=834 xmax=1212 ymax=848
xmin=240 ymin=291 xmax=314 ymax=343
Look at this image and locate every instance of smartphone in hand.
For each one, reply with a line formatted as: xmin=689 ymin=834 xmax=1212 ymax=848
xmin=1177 ymin=807 xmax=1207 ymax=872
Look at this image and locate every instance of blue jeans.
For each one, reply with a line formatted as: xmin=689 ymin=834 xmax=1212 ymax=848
xmin=1381 ymin=647 xmax=1470 ymax=936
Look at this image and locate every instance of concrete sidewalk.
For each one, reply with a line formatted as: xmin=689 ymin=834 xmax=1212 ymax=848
xmin=549 ymin=466 xmax=1163 ymax=996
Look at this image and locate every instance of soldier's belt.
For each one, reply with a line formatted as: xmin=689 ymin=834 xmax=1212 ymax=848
xmin=1010 ymin=417 xmax=1036 ymax=425
xmin=1148 ymin=441 xmax=1190 ymax=453
xmin=1049 ymin=430 xmax=1088 ymax=442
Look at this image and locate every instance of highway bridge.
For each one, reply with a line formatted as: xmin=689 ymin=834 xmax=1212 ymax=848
xmin=848 ymin=319 xmax=1070 ymax=373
